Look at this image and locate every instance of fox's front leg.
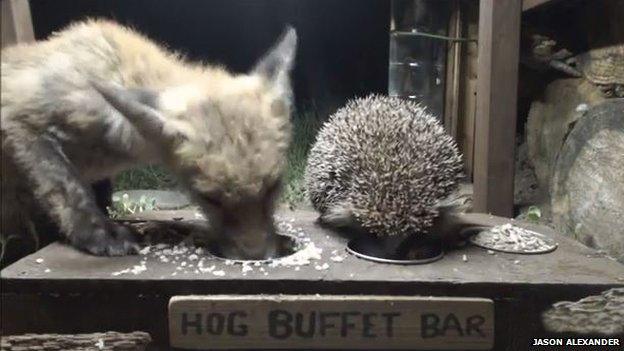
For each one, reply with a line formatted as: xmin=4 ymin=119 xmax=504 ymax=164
xmin=10 ymin=133 xmax=138 ymax=256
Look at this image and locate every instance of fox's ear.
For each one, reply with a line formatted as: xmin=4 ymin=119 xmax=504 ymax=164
xmin=252 ymin=26 xmax=297 ymax=104
xmin=92 ymin=82 xmax=180 ymax=143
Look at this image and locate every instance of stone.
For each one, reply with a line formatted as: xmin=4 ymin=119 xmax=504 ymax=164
xmin=542 ymin=287 xmax=624 ymax=335
xmin=526 ymin=78 xmax=605 ymax=191
xmin=551 ymin=99 xmax=624 ymax=262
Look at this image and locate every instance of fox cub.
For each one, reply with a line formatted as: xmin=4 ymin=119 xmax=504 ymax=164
xmin=1 ymin=20 xmax=297 ymax=260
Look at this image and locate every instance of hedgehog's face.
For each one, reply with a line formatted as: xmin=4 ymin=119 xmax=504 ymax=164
xmin=94 ymin=27 xmax=296 ymax=259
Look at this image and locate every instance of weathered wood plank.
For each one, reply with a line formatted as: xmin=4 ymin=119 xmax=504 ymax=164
xmin=2 ymin=210 xmax=622 ymax=293
xmin=473 ymin=0 xmax=522 ymax=216
xmin=1 ymin=0 xmax=34 ymax=48
xmin=169 ymin=295 xmax=494 ymax=350
xmin=0 ymin=331 xmax=151 ymax=351
xmin=2 ymin=209 xmax=623 ymax=348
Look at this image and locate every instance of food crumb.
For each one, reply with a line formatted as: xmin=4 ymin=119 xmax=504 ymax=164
xmin=241 ymin=264 xmax=253 ymax=274
xmin=462 ymin=254 xmax=468 ymax=262
xmin=199 ymin=265 xmax=215 ymax=273
xmin=330 ymin=255 xmax=345 ymax=262
xmin=35 ymin=258 xmax=44 ymax=264
xmin=314 ymin=263 xmax=330 ymax=270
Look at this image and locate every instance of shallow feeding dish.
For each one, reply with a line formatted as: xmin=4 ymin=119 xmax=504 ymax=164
xmin=346 ymin=234 xmax=443 ymax=265
xmin=469 ymin=223 xmax=558 ymax=254
xmin=206 ymin=234 xmax=302 ymax=264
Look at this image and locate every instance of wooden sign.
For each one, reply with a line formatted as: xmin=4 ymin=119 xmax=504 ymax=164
xmin=169 ymin=295 xmax=494 ymax=350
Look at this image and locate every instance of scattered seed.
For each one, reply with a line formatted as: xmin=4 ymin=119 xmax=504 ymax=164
xmin=314 ymin=263 xmax=330 ymax=270
xmin=330 ymin=255 xmax=345 ymax=262
xmin=472 ymin=224 xmax=557 ymax=253
xmin=241 ymin=265 xmax=253 ymax=274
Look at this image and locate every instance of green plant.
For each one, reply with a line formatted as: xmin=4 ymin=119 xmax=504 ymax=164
xmin=526 ymin=205 xmax=542 ymax=223
xmin=114 ymin=165 xmax=176 ymax=191
xmin=107 ymin=193 xmax=158 ymax=218
xmin=280 ymin=104 xmax=325 ymax=208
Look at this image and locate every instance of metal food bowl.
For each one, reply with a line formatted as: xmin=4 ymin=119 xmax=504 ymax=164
xmin=347 ymin=234 xmax=444 ymax=265
xmin=206 ymin=234 xmax=301 ymax=264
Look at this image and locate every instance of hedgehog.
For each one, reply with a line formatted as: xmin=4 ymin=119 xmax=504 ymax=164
xmin=305 ymin=95 xmax=464 ymax=237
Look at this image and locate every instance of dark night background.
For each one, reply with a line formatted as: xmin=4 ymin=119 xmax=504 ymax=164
xmin=29 ymin=0 xmax=390 ymax=118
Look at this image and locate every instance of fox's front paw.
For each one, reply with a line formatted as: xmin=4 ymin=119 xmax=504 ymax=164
xmin=72 ymin=222 xmax=140 ymax=256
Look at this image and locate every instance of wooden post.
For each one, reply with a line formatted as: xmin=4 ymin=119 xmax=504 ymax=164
xmin=473 ymin=0 xmax=521 ymax=216
xmin=457 ymin=1 xmax=479 ymax=180
xmin=443 ymin=1 xmax=462 ymax=139
xmin=522 ymin=0 xmax=562 ymax=12
xmin=1 ymin=0 xmax=34 ymax=48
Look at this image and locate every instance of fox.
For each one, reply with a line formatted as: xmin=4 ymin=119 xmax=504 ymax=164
xmin=1 ymin=19 xmax=297 ymax=260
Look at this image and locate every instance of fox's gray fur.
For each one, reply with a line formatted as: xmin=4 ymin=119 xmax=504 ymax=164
xmin=1 ymin=20 xmax=296 ymax=259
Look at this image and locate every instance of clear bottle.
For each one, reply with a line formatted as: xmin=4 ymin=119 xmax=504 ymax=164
xmin=389 ymin=0 xmax=450 ymax=118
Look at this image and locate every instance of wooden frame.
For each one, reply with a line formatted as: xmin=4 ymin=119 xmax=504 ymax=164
xmin=522 ymin=0 xmax=563 ymax=12
xmin=472 ymin=0 xmax=522 ymax=216
xmin=1 ymin=0 xmax=34 ymax=48
xmin=446 ymin=0 xmax=560 ymax=217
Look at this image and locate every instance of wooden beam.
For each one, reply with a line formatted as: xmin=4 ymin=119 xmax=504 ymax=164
xmin=443 ymin=1 xmax=462 ymax=139
xmin=473 ymin=0 xmax=521 ymax=216
xmin=522 ymin=0 xmax=562 ymax=12
xmin=1 ymin=0 xmax=34 ymax=48
xmin=457 ymin=1 xmax=479 ymax=180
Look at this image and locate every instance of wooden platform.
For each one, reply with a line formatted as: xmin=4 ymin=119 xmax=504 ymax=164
xmin=2 ymin=210 xmax=623 ymax=349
